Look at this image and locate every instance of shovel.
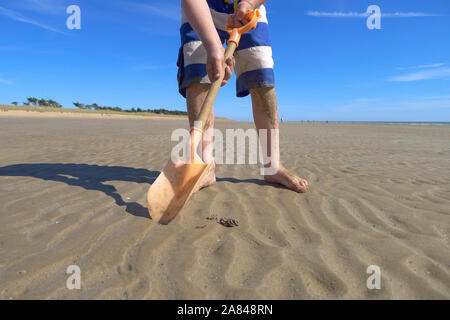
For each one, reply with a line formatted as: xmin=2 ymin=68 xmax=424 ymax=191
xmin=147 ymin=10 xmax=260 ymax=224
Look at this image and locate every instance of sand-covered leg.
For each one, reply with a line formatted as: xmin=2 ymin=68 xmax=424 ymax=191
xmin=250 ymin=87 xmax=308 ymax=192
xmin=187 ymin=83 xmax=216 ymax=193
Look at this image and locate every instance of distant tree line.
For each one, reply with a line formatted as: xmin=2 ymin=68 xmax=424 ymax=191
xmin=8 ymin=98 xmax=186 ymax=116
xmin=73 ymin=102 xmax=187 ymax=115
xmin=12 ymin=97 xmax=62 ymax=108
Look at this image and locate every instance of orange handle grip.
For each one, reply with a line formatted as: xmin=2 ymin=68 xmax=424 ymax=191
xmin=226 ymin=10 xmax=260 ymax=46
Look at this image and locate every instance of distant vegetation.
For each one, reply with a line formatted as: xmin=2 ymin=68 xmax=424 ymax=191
xmin=5 ymin=97 xmax=188 ymax=116
xmin=20 ymin=97 xmax=62 ymax=108
xmin=72 ymin=102 xmax=188 ymax=115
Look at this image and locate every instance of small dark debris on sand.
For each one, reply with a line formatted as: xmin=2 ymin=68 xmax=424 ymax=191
xmin=206 ymin=215 xmax=239 ymax=228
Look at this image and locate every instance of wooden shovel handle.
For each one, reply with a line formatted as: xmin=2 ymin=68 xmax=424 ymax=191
xmin=195 ymin=10 xmax=260 ymax=131
xmin=195 ymin=42 xmax=237 ymax=131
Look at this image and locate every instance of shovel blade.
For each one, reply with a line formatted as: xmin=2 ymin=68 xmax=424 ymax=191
xmin=147 ymin=159 xmax=209 ymax=224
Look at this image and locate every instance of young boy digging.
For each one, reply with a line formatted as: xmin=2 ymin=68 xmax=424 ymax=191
xmin=179 ymin=0 xmax=308 ymax=193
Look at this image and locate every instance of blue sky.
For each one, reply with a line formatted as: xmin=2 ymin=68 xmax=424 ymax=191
xmin=0 ymin=0 xmax=449 ymax=121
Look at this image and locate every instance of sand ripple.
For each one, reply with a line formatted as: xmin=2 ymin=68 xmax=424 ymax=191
xmin=0 ymin=118 xmax=449 ymax=299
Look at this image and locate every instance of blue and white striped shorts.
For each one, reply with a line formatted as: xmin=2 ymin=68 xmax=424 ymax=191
xmin=177 ymin=0 xmax=275 ymax=98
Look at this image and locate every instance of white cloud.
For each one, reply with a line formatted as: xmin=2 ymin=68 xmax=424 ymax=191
xmin=397 ymin=63 xmax=446 ymax=70
xmin=306 ymin=11 xmax=441 ymax=18
xmin=389 ymin=68 xmax=450 ymax=82
xmin=13 ymin=0 xmax=66 ymax=15
xmin=378 ymin=12 xmax=441 ymax=18
xmin=0 ymin=78 xmax=12 ymax=85
xmin=0 ymin=6 xmax=63 ymax=33
xmin=307 ymin=11 xmax=367 ymax=18
xmin=123 ymin=2 xmax=181 ymax=21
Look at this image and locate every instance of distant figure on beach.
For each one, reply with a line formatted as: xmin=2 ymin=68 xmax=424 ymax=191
xmin=179 ymin=0 xmax=308 ymax=193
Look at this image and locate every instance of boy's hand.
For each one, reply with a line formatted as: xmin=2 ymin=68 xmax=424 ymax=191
xmin=206 ymin=45 xmax=235 ymax=87
xmin=227 ymin=0 xmax=254 ymax=28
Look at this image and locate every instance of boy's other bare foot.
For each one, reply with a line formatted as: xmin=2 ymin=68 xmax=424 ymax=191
xmin=264 ymin=166 xmax=308 ymax=193
xmin=193 ymin=161 xmax=216 ymax=193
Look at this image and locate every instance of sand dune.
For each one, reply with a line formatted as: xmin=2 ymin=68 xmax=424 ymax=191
xmin=0 ymin=116 xmax=449 ymax=299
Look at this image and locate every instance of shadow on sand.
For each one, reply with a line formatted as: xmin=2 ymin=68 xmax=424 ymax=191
xmin=0 ymin=163 xmax=284 ymax=220
xmin=216 ymin=177 xmax=287 ymax=190
xmin=0 ymin=163 xmax=160 ymax=219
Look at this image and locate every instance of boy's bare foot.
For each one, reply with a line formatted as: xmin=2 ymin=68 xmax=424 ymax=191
xmin=193 ymin=161 xmax=216 ymax=193
xmin=264 ymin=165 xmax=308 ymax=193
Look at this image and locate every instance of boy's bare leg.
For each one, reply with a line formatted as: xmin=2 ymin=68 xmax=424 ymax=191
xmin=186 ymin=83 xmax=216 ymax=192
xmin=250 ymin=87 xmax=308 ymax=193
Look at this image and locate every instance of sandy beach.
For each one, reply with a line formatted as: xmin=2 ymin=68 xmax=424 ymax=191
xmin=0 ymin=113 xmax=449 ymax=299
